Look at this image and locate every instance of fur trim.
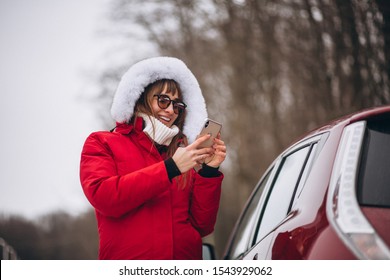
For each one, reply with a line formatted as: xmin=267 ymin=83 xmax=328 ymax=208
xmin=111 ymin=56 xmax=207 ymax=143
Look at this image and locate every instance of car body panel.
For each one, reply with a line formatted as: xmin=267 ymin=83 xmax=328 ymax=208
xmin=361 ymin=207 xmax=390 ymax=245
xmin=222 ymin=106 xmax=390 ymax=260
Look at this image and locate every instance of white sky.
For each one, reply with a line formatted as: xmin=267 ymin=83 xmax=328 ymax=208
xmin=0 ymin=0 xmax=117 ymax=219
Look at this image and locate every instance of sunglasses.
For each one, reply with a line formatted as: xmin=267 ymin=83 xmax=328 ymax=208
xmin=153 ymin=94 xmax=187 ymax=114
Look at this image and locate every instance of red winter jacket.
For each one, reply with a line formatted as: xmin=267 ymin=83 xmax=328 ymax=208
xmin=79 ymin=118 xmax=223 ymax=260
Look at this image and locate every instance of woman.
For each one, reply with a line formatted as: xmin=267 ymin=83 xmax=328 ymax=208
xmin=80 ymin=56 xmax=226 ymax=260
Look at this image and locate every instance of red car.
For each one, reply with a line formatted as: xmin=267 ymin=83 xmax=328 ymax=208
xmin=218 ymin=105 xmax=390 ymax=260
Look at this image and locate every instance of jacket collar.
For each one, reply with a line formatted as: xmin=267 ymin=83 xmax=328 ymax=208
xmin=114 ymin=117 xmax=163 ymax=160
xmin=113 ymin=117 xmax=144 ymax=135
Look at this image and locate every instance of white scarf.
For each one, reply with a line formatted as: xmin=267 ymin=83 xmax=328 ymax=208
xmin=138 ymin=113 xmax=179 ymax=146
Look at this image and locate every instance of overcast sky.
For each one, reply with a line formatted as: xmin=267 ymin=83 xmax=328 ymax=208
xmin=0 ymin=0 xmax=117 ymax=219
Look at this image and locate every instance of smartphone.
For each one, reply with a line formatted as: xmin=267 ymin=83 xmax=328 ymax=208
xmin=197 ymin=118 xmax=222 ymax=148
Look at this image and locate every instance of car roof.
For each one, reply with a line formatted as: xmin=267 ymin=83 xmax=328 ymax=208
xmin=294 ymin=105 xmax=390 ymax=144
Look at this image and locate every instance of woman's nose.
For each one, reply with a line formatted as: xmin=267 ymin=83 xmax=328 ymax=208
xmin=165 ymin=102 xmax=175 ymax=114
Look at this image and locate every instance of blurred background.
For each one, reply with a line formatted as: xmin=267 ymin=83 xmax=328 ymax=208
xmin=1 ymin=0 xmax=389 ymax=259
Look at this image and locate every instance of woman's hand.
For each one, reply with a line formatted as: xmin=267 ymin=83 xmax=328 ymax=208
xmin=204 ymin=134 xmax=226 ymax=168
xmin=172 ymin=134 xmax=214 ymax=173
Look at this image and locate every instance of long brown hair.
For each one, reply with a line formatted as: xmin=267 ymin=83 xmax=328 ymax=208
xmin=132 ymin=79 xmax=191 ymax=188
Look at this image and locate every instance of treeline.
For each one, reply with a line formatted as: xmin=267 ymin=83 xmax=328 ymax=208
xmin=0 ymin=210 xmax=98 ymax=259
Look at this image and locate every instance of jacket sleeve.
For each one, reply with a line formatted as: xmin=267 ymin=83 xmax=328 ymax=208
xmin=79 ymin=133 xmax=170 ymax=218
xmin=189 ymin=172 xmax=223 ymax=237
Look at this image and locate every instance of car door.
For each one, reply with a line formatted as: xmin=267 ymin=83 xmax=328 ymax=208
xmin=242 ymin=135 xmax=324 ymax=260
xmin=222 ymin=167 xmax=275 ymax=259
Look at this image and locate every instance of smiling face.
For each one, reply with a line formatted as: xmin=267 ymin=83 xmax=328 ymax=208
xmin=150 ymin=84 xmax=180 ymax=127
xmin=134 ymin=79 xmax=186 ymax=129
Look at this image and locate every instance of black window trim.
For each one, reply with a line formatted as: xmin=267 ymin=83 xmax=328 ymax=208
xmin=249 ymin=132 xmax=328 ymax=249
xmin=224 ymin=132 xmax=329 ymax=259
xmin=223 ymin=165 xmax=278 ymax=259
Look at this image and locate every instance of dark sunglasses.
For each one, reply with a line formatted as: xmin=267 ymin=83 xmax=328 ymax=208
xmin=153 ymin=94 xmax=187 ymax=114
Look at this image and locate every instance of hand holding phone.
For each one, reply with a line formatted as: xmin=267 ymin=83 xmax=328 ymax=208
xmin=197 ymin=118 xmax=222 ymax=149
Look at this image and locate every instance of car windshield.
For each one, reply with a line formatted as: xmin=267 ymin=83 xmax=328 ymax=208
xmin=357 ymin=117 xmax=390 ymax=208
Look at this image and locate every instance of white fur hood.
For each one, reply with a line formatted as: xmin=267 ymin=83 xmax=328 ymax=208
xmin=111 ymin=56 xmax=207 ymax=143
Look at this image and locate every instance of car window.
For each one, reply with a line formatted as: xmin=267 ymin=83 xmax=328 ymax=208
xmin=291 ymin=143 xmax=318 ymax=208
xmin=255 ymin=146 xmax=311 ymax=242
xmin=227 ymin=169 xmax=273 ymax=259
xmin=358 ymin=118 xmax=390 ymax=207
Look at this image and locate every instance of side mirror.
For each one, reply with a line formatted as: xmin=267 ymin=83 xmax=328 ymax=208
xmin=202 ymin=243 xmax=217 ymax=260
